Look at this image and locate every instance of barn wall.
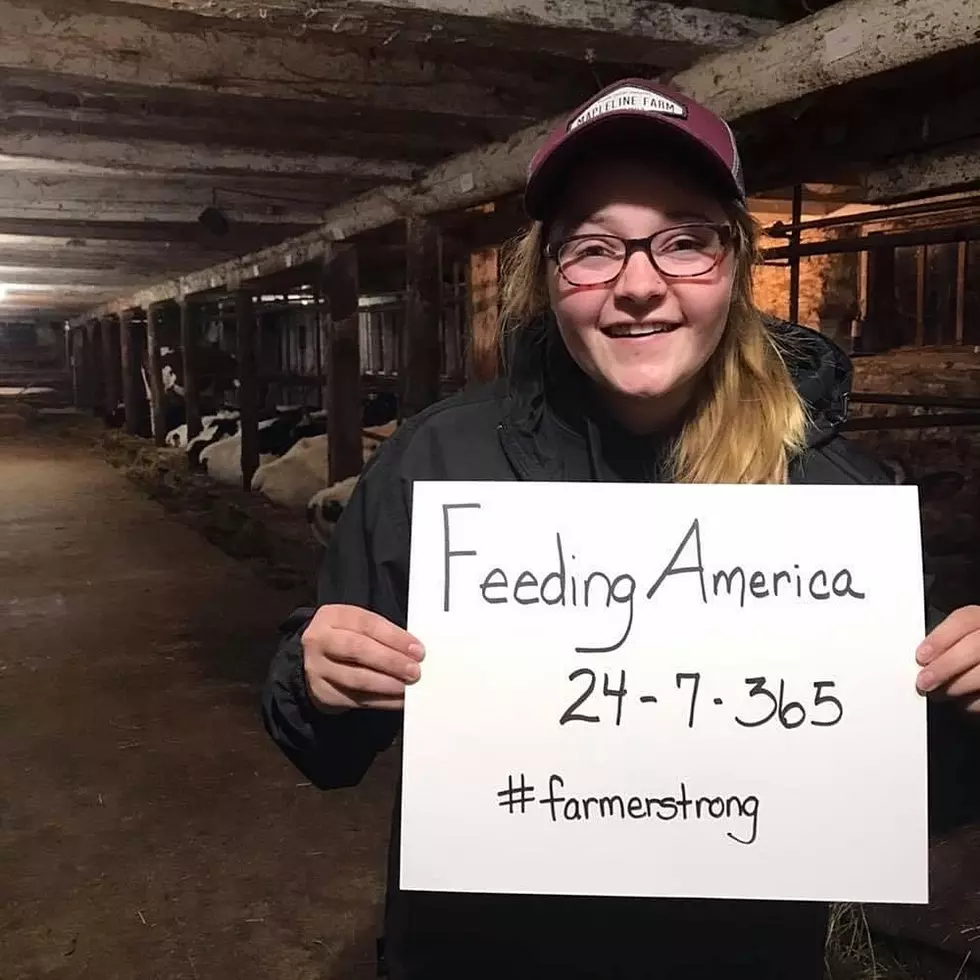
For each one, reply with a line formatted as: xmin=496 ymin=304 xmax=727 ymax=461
xmin=847 ymin=350 xmax=980 ymax=613
xmin=0 ymin=320 xmax=65 ymax=369
xmin=752 ymin=207 xmax=860 ymax=349
xmin=749 ymin=201 xmax=980 ymax=614
xmin=752 ymin=204 xmax=980 ymax=352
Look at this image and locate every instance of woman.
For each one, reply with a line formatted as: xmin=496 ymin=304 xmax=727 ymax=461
xmin=262 ymin=78 xmax=980 ymax=979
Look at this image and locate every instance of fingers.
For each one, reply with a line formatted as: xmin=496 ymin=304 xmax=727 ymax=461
xmin=319 ymin=654 xmax=414 ymax=697
xmin=917 ymin=605 xmax=980 ymax=665
xmin=329 ymin=604 xmax=425 ymax=659
xmin=306 ymin=672 xmax=405 ymax=712
xmin=301 ymin=603 xmax=424 ymax=712
xmin=918 ymin=648 xmax=980 ymax=696
xmin=321 ymin=626 xmax=422 ymax=683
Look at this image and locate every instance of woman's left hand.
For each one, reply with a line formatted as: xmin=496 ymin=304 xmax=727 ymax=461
xmin=916 ymin=605 xmax=980 ymax=712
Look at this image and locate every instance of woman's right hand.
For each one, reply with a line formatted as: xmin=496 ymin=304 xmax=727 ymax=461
xmin=300 ymin=604 xmax=425 ymax=711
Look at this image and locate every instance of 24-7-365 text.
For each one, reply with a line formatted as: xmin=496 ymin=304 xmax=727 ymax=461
xmin=560 ymin=670 xmax=844 ymax=729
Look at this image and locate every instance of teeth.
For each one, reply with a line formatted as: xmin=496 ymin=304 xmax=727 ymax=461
xmin=605 ymin=324 xmax=672 ymax=338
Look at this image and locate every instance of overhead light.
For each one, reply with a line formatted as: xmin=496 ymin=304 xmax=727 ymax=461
xmin=0 ymin=285 xmax=7 ymax=301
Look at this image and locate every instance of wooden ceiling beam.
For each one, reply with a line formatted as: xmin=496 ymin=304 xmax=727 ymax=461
xmin=863 ymin=140 xmax=980 ymax=204
xmin=76 ymin=0 xmax=980 ymax=321
xmin=0 ymin=218 xmax=313 ymax=244
xmin=0 ymin=0 xmax=595 ymax=118
xmin=0 ymin=172 xmax=372 ymax=225
xmin=116 ymin=0 xmax=783 ymax=66
xmin=0 ymin=132 xmax=423 ymax=182
xmin=0 ymin=72 xmax=540 ymax=160
xmin=0 ymin=266 xmax=157 ymax=287
xmin=737 ymin=51 xmax=980 ymax=193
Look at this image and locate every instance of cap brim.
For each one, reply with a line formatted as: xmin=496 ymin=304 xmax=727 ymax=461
xmin=524 ymin=113 xmax=742 ymax=223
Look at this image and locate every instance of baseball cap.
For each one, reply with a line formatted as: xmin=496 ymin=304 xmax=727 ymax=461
xmin=524 ymin=78 xmax=745 ymax=221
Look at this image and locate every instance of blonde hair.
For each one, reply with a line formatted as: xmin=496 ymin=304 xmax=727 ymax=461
xmin=492 ymin=200 xmax=811 ymax=484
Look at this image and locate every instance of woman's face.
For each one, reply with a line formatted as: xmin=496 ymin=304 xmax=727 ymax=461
xmin=545 ymin=156 xmax=737 ymax=432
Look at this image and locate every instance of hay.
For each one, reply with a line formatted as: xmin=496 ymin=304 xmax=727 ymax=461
xmin=825 ymin=904 xmax=923 ymax=980
xmin=87 ymin=426 xmax=321 ymax=599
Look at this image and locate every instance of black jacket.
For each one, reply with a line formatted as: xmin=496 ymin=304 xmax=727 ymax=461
xmin=261 ymin=315 xmax=963 ymax=980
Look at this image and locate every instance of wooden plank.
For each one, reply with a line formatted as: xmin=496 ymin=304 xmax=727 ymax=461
xmin=119 ymin=0 xmax=783 ymax=66
xmin=843 ymin=412 xmax=980 ymax=432
xmin=322 ymin=247 xmax=363 ymax=484
xmin=145 ymin=304 xmax=168 ymax=445
xmin=0 ymin=173 xmax=335 ymax=225
xmin=956 ymin=241 xmax=967 ymax=345
xmin=180 ymin=300 xmax=202 ymax=442
xmin=0 ymin=267 xmax=156 ymax=288
xmin=668 ymin=0 xmax=980 ymax=121
xmin=235 ymin=292 xmax=260 ymax=491
xmin=864 ymin=139 xmax=980 ymax=204
xmin=401 ymin=216 xmax=442 ymax=417
xmin=850 ymin=392 xmax=980 ymax=410
xmin=74 ymin=0 xmax=980 ymax=324
xmin=763 ymin=222 xmax=980 ymax=259
xmin=0 ymin=0 xmax=573 ymax=117
xmin=466 ymin=246 xmax=500 ymax=384
xmin=0 ymin=132 xmax=420 ymax=182
xmin=0 ymin=217 xmax=314 ymax=244
xmin=0 ymin=85 xmax=511 ymax=162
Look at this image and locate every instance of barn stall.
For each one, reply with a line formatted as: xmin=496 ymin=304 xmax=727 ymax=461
xmin=2 ymin=0 xmax=980 ymax=978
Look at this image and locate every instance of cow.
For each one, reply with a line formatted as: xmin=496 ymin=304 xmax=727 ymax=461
xmin=305 ymin=475 xmax=360 ymax=546
xmin=250 ymin=423 xmax=392 ymax=511
xmin=301 ymin=421 xmax=397 ymax=541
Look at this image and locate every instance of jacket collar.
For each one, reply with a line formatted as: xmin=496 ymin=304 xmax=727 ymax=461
xmin=497 ymin=310 xmax=854 ymax=479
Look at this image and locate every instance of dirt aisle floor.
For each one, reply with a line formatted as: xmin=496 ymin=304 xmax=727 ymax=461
xmin=1 ymin=428 xmax=397 ymax=980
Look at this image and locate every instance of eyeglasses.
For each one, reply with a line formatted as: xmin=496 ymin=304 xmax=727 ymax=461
xmin=545 ymin=222 xmax=734 ymax=287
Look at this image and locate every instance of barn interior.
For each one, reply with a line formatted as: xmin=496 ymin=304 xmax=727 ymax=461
xmin=2 ymin=0 xmax=980 ymax=978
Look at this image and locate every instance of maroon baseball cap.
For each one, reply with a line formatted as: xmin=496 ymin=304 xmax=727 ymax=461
xmin=524 ymin=78 xmax=745 ymax=221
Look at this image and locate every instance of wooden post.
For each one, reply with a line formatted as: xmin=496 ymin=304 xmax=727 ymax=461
xmin=322 ymin=246 xmax=363 ymax=484
xmin=145 ymin=303 xmax=167 ymax=445
xmin=101 ymin=315 xmax=120 ymax=422
xmin=119 ymin=312 xmax=134 ymax=431
xmin=467 ymin=247 xmax=500 ymax=383
xmin=180 ymin=300 xmax=202 ymax=442
xmin=401 ymin=216 xmax=443 ymax=417
xmin=235 ymin=291 xmax=260 ymax=491
xmin=76 ymin=322 xmax=91 ymax=412
xmin=788 ymin=183 xmax=803 ymax=325
xmin=955 ymin=241 xmax=967 ymax=346
xmin=119 ymin=310 xmax=144 ymax=435
xmin=915 ymin=245 xmax=926 ymax=346
xmin=312 ymin=281 xmax=323 ymax=409
xmin=87 ymin=319 xmax=105 ymax=418
xmin=865 ymin=237 xmax=896 ymax=354
xmin=70 ymin=328 xmax=82 ymax=409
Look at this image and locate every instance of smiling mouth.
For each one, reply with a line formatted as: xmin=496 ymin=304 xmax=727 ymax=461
xmin=601 ymin=323 xmax=680 ymax=338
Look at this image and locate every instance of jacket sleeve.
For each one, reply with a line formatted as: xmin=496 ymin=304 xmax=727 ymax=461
xmin=259 ymin=437 xmax=411 ymax=790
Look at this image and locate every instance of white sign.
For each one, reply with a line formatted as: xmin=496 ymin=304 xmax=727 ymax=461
xmin=400 ymin=482 xmax=929 ymax=904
